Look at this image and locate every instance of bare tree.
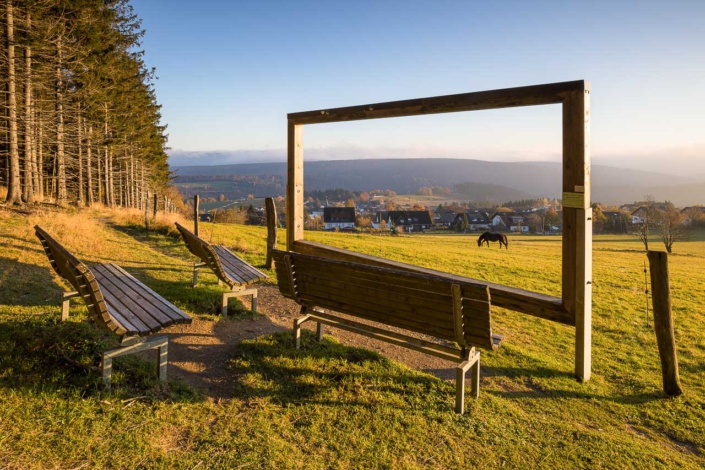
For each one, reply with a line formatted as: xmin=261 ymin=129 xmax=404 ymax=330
xmin=656 ymin=207 xmax=688 ymax=254
xmin=632 ymin=195 xmax=655 ymax=251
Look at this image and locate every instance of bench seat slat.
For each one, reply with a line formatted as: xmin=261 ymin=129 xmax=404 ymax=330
xmin=212 ymin=246 xmax=253 ymax=281
xmin=103 ymin=264 xmax=192 ymax=323
xmin=92 ymin=270 xmax=155 ymax=335
xmin=93 ymin=265 xmax=174 ymax=330
xmin=212 ymin=245 xmax=267 ymax=284
xmin=291 ymin=255 xmax=488 ymax=297
xmin=296 ymin=273 xmax=455 ymax=314
xmin=97 ymin=263 xmax=188 ymax=323
xmin=298 ymin=290 xmax=457 ymax=340
xmin=218 ymin=245 xmax=267 ymax=280
xmin=297 ymin=278 xmax=455 ymax=324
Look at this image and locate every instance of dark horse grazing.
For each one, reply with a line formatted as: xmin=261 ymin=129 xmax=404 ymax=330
xmin=477 ymin=232 xmax=508 ymax=249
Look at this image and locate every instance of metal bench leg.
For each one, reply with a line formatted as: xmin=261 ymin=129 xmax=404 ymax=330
xmin=293 ymin=310 xmax=312 ymax=349
xmin=61 ymin=291 xmax=79 ymax=321
xmin=158 ymin=341 xmax=168 ymax=382
xmin=455 ymin=348 xmax=479 ymax=414
xmin=222 ymin=292 xmax=231 ymax=317
xmin=102 ymin=354 xmax=113 ymax=388
xmin=251 ymin=289 xmax=258 ymax=312
xmin=100 ymin=335 xmax=169 ymax=389
xmin=193 ymin=262 xmax=206 ymax=287
xmin=316 ymin=322 xmax=324 ymax=341
xmin=471 ymin=351 xmax=481 ymax=399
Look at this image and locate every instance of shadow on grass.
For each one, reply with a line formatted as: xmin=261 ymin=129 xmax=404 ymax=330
xmin=228 ymin=330 xmax=455 ymax=411
xmin=0 ymin=316 xmax=202 ymax=403
xmin=0 ymin=256 xmax=64 ymax=308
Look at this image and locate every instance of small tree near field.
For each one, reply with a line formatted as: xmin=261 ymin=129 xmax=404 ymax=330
xmin=656 ymin=207 xmax=688 ymax=254
xmin=632 ymin=196 xmax=656 ymax=251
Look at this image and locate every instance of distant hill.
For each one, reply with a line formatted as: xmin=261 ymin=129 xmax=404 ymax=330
xmin=173 ymin=158 xmax=704 ymax=206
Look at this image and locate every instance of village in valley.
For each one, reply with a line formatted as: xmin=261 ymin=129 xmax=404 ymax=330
xmin=193 ymin=188 xmax=705 ymax=248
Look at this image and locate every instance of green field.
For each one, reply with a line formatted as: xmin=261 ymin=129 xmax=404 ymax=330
xmin=1 ymin=208 xmax=704 ymax=468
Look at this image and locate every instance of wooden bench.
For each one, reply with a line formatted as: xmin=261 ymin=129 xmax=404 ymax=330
xmin=271 ymin=249 xmax=502 ymax=414
xmin=35 ymin=225 xmax=192 ymax=387
xmin=175 ymin=222 xmax=267 ymax=316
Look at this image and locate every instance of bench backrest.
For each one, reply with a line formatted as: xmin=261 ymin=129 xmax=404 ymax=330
xmin=174 ymin=222 xmax=230 ymax=285
xmin=34 ymin=225 xmax=115 ymax=330
xmin=272 ymin=249 xmax=496 ymax=351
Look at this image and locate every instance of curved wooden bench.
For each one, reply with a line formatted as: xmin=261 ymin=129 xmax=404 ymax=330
xmin=35 ymin=225 xmax=192 ymax=387
xmin=175 ymin=222 xmax=267 ymax=315
xmin=271 ymin=248 xmax=502 ymax=414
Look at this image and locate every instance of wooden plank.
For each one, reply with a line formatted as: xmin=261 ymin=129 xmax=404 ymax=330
xmin=286 ymin=122 xmax=304 ymax=249
xmin=216 ymin=246 xmax=267 ymax=280
xmin=288 ymin=81 xmax=586 ymax=125
xmin=294 ymin=268 xmax=452 ymax=306
xmin=308 ymin=311 xmax=462 ymax=361
xmin=104 ymin=264 xmax=192 ymax=323
xmin=451 ymin=284 xmax=464 ymax=345
xmin=290 ymin=241 xmax=570 ymax=324
xmin=289 ymin=250 xmax=488 ymax=296
xmin=93 ymin=267 xmax=172 ymax=329
xmin=91 ymin=276 xmax=153 ymax=334
xmin=98 ymin=265 xmax=188 ymax=324
xmin=265 ymin=197 xmax=277 ymax=269
xmin=93 ymin=264 xmax=177 ymax=326
xmin=297 ymin=289 xmax=456 ymax=340
xmin=297 ymin=278 xmax=454 ymax=324
xmin=562 ymin=85 xmax=592 ymax=381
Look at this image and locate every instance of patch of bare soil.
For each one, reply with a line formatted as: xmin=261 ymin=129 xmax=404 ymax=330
xmin=165 ymin=284 xmax=466 ymax=399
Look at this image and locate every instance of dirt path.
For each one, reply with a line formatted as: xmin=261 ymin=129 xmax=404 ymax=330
xmin=166 ymin=284 xmax=460 ymax=399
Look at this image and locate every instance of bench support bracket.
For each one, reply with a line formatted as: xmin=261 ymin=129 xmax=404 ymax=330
xmin=61 ymin=291 xmax=80 ymax=321
xmin=456 ymin=348 xmax=480 ymax=414
xmin=193 ymin=262 xmax=207 ymax=287
xmin=222 ymin=286 xmax=258 ymax=316
xmin=101 ymin=335 xmax=169 ymax=388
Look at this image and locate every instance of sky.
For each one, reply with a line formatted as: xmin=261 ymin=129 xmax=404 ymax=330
xmin=131 ymin=0 xmax=705 ymax=175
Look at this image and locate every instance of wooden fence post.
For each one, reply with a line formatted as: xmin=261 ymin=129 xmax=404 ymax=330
xmin=647 ymin=250 xmax=683 ymax=396
xmin=144 ymin=190 xmax=150 ymax=233
xmin=194 ymin=194 xmax=200 ymax=237
xmin=265 ymin=197 xmax=278 ymax=269
xmin=153 ymin=193 xmax=158 ymax=218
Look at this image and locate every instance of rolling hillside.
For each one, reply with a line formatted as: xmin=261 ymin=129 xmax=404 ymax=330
xmin=173 ymin=158 xmax=704 ymax=205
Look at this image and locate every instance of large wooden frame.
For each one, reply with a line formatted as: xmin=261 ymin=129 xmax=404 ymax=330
xmin=286 ymin=80 xmax=592 ymax=380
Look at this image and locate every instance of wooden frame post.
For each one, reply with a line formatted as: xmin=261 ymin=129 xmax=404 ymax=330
xmin=562 ymin=85 xmax=592 ymax=381
xmin=194 ymin=194 xmax=200 ymax=237
xmin=286 ymin=122 xmax=304 ymax=250
xmin=286 ymin=80 xmax=592 ymax=381
xmin=265 ymin=197 xmax=278 ymax=269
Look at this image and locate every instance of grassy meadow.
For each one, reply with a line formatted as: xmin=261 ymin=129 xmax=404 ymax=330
xmin=1 ymin=206 xmax=704 ymax=468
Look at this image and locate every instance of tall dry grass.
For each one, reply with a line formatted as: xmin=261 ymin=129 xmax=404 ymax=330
xmin=0 ymin=186 xmax=7 ymax=200
xmin=107 ymin=207 xmax=191 ymax=238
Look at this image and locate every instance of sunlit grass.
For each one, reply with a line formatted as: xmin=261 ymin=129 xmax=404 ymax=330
xmin=1 ymin=208 xmax=704 ymax=468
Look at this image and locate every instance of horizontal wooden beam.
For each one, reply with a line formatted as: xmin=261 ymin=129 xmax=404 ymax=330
xmin=292 ymin=240 xmax=571 ymax=325
xmin=288 ymin=80 xmax=587 ymax=125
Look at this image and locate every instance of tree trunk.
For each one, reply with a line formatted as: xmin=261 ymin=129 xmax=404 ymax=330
xmin=5 ymin=1 xmax=22 ymax=204
xmin=55 ymin=39 xmax=67 ymax=204
xmin=77 ymin=112 xmax=83 ymax=206
xmin=37 ymin=107 xmax=43 ymax=200
xmin=86 ymin=123 xmax=93 ymax=205
xmin=22 ymin=12 xmax=34 ymax=203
